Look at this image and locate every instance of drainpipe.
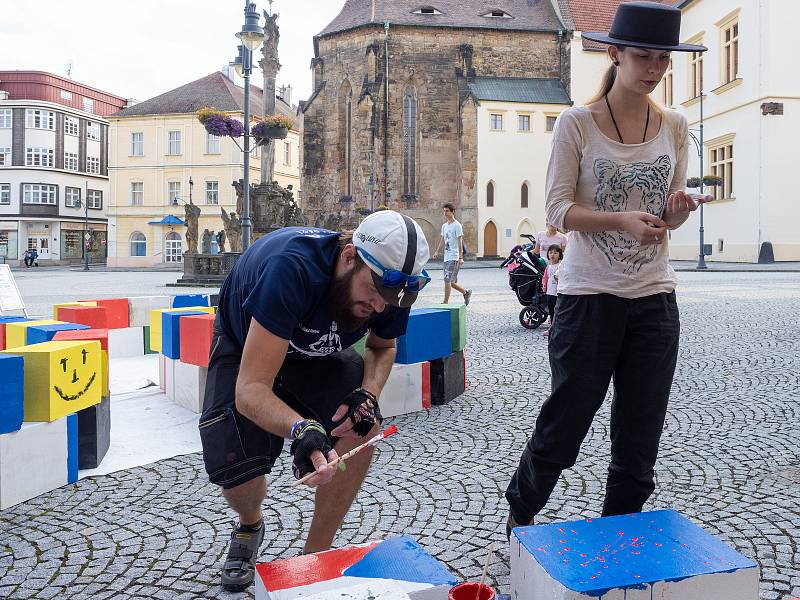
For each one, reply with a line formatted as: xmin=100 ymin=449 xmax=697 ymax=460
xmin=384 ymin=20 xmax=390 ymax=205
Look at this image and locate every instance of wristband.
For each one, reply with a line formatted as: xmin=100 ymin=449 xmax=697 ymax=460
xmin=290 ymin=418 xmax=326 ymax=440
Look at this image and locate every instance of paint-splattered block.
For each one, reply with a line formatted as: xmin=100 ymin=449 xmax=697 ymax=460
xmin=173 ymin=361 xmax=207 ymax=413
xmin=171 ymin=294 xmax=211 ymax=308
xmin=2 ymin=341 xmax=102 ymax=422
xmin=56 ymin=305 xmax=108 ymax=329
xmin=0 ymin=354 xmax=24 ymax=434
xmin=108 ymin=327 xmax=144 ymax=359
xmin=26 ymin=323 xmax=90 ymax=345
xmin=0 ymin=317 xmax=29 ymax=351
xmin=77 ymin=395 xmax=110 ymax=470
xmin=510 ymin=510 xmax=759 ymax=600
xmin=4 ymin=319 xmax=65 ymax=350
xmin=80 ymin=298 xmax=130 ymax=329
xmin=128 ymin=296 xmax=171 ymax=328
xmin=429 ymin=350 xmax=466 ymax=406
xmin=380 ymin=362 xmax=431 ymax=419
xmin=0 ymin=414 xmax=77 ymax=509
xmin=396 ymin=309 xmax=452 ymax=364
xmin=149 ymin=307 xmax=215 ymax=353
xmin=179 ymin=313 xmax=215 ymax=367
xmin=255 ymin=536 xmax=457 ymax=600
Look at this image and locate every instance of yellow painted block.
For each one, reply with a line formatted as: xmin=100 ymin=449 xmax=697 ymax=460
xmin=1 ymin=340 xmax=102 ymax=422
xmin=52 ymin=301 xmax=96 ymax=319
xmin=149 ymin=307 xmax=215 ymax=353
xmin=5 ymin=320 xmax=66 ymax=350
xmin=101 ymin=349 xmax=109 ymax=397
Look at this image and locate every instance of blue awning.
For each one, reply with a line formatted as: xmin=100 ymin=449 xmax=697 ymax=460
xmin=148 ymin=215 xmax=186 ymax=226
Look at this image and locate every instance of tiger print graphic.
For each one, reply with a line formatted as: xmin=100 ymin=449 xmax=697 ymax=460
xmin=591 ymin=154 xmax=672 ymax=275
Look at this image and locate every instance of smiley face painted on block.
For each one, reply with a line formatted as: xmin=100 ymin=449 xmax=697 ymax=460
xmin=53 ymin=347 xmax=98 ymax=402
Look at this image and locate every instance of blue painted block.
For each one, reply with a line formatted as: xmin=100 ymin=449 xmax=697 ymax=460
xmin=26 ymin=323 xmax=90 ymax=345
xmin=343 ymin=536 xmax=457 ymax=586
xmin=67 ymin=413 xmax=78 ymax=483
xmin=511 ymin=510 xmax=759 ymax=600
xmin=0 ymin=354 xmax=24 ymax=434
xmin=161 ymin=311 xmax=206 ymax=359
xmin=171 ymin=294 xmax=210 ymax=308
xmin=395 ymin=308 xmax=452 ymax=364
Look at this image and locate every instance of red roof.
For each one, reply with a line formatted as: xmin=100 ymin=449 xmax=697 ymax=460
xmin=557 ymin=0 xmax=673 ymax=51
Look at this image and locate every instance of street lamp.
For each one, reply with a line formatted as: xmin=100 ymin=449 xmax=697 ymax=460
xmin=688 ymin=92 xmax=707 ymax=270
xmin=76 ymin=182 xmax=90 ymax=271
xmin=231 ymin=2 xmax=265 ymax=252
xmin=189 ymin=176 xmax=194 ymax=204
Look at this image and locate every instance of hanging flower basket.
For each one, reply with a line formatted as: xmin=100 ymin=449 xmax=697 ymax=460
xmin=702 ymin=175 xmax=724 ymax=187
xmin=252 ymin=115 xmax=294 ymax=144
xmin=197 ymin=107 xmax=244 ymax=138
xmin=686 ymin=177 xmax=702 ymax=189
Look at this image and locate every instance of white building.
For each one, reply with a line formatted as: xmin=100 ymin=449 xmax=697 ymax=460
xmin=471 ymin=78 xmax=571 ymax=257
xmin=0 ymin=71 xmax=126 ymax=265
xmin=664 ymin=0 xmax=800 ymax=262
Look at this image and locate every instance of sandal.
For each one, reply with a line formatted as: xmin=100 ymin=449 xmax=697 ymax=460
xmin=221 ymin=521 xmax=265 ymax=592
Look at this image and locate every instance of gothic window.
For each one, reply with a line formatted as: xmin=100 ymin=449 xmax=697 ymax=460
xmin=521 ymin=182 xmax=528 ymax=208
xmin=402 ymin=86 xmax=418 ymax=199
xmin=487 ymin=181 xmax=495 ymax=207
xmin=339 ymin=82 xmax=353 ymax=200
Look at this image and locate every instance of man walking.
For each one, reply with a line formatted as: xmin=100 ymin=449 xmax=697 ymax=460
xmin=199 ymin=210 xmax=430 ymax=592
xmin=434 ymin=203 xmax=472 ymax=305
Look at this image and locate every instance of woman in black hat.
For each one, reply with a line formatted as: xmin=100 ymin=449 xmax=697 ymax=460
xmin=506 ymin=2 xmax=712 ymax=534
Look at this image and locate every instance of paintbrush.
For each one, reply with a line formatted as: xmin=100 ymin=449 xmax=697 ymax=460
xmin=475 ymin=542 xmax=494 ymax=600
xmin=291 ymin=425 xmax=398 ymax=487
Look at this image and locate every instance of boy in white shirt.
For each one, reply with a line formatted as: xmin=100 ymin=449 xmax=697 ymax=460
xmin=433 ymin=203 xmax=472 ymax=305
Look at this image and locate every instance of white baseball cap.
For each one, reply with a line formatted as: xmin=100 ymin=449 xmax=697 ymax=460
xmin=352 ymin=210 xmax=430 ymax=308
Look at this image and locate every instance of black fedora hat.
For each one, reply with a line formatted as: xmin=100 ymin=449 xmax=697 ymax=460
xmin=582 ymin=1 xmax=707 ymax=53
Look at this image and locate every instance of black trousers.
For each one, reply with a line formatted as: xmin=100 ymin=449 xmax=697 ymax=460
xmin=506 ymin=292 xmax=680 ymax=522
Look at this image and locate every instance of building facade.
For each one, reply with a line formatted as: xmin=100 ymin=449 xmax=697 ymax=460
xmin=471 ymin=79 xmax=571 ymax=257
xmin=107 ymin=70 xmax=301 ymax=267
xmin=0 ymin=71 xmax=127 ymax=265
xmin=300 ymin=0 xmax=571 ymax=251
xmin=663 ymin=0 xmax=800 ymax=262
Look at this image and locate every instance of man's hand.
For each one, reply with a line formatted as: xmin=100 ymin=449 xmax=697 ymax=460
xmin=458 ymin=257 xmax=464 ymax=266
xmin=619 ymin=211 xmax=668 ymax=246
xmin=663 ymin=191 xmax=713 ymax=228
xmin=331 ymin=388 xmax=382 ymax=438
xmin=290 ymin=420 xmax=338 ymax=487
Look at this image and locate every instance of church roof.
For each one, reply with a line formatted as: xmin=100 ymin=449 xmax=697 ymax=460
xmin=318 ymin=0 xmax=565 ymax=38
xmin=468 ymin=77 xmax=571 ymax=105
xmin=555 ymin=0 xmax=673 ymax=50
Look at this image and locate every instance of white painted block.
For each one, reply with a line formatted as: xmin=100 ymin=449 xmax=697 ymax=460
xmin=128 ymin=296 xmax=171 ymax=328
xmin=510 ymin=510 xmax=759 ymax=600
xmin=163 ymin=356 xmax=178 ymax=402
xmin=379 ymin=362 xmax=429 ymax=419
xmin=0 ymin=417 xmax=74 ymax=509
xmin=108 ymin=327 xmax=145 ymax=359
xmin=173 ymin=361 xmax=207 ymax=413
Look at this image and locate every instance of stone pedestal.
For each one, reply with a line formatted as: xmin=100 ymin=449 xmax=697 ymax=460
xmin=177 ymin=252 xmax=240 ymax=285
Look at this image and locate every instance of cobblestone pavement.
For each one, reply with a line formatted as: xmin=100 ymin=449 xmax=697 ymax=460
xmin=1 ymin=270 xmax=799 ymax=599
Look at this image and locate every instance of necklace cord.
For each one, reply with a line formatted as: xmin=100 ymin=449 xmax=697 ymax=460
xmin=605 ymin=95 xmax=651 ymax=144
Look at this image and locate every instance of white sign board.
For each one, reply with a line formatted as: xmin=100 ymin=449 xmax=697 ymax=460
xmin=0 ymin=264 xmax=26 ymax=313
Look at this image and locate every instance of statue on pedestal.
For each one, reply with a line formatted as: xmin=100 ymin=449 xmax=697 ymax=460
xmin=201 ymin=229 xmax=213 ymax=254
xmin=184 ymin=202 xmax=201 ymax=254
xmin=221 ymin=208 xmax=243 ymax=253
xmin=216 ymin=229 xmax=227 ymax=254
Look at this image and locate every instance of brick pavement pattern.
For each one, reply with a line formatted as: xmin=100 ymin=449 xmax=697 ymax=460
xmin=0 ymin=270 xmax=799 ymax=599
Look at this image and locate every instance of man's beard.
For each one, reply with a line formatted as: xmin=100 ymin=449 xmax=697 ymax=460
xmin=328 ymin=268 xmax=375 ymax=333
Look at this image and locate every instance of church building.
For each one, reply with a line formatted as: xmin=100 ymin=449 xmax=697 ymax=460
xmin=300 ymin=0 xmax=572 ymax=252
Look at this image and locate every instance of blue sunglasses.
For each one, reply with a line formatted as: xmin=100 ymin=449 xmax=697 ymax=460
xmin=356 ymin=246 xmax=431 ymax=293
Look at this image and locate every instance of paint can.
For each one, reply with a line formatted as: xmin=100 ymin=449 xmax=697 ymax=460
xmin=448 ymin=582 xmax=495 ymax=600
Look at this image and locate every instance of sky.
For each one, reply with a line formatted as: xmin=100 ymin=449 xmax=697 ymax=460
xmin=0 ymin=0 xmax=347 ymax=105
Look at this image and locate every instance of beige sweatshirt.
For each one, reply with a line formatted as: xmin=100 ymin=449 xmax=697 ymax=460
xmin=545 ymin=106 xmax=688 ymax=298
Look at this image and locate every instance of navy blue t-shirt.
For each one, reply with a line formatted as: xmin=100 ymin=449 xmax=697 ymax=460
xmin=218 ymin=227 xmax=410 ymax=360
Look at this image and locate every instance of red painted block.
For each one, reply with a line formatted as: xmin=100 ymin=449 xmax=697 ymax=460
xmin=422 ymin=361 xmax=431 ymax=410
xmin=57 ymin=306 xmax=108 ymax=329
xmin=82 ymin=299 xmax=129 ymax=329
xmin=179 ymin=313 xmax=215 ymax=367
xmin=52 ymin=328 xmax=109 ymax=351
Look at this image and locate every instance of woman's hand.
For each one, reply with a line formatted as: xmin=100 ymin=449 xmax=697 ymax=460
xmin=620 ymin=211 xmax=668 ymax=246
xmin=663 ymin=191 xmax=713 ymax=228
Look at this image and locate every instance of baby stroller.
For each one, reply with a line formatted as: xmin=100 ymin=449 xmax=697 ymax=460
xmin=500 ymin=234 xmax=549 ymax=329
